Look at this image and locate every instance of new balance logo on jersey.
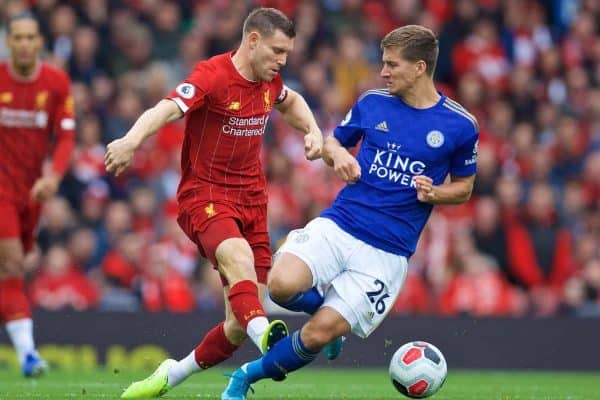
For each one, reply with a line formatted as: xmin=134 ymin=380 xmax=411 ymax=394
xmin=375 ymin=121 xmax=389 ymax=132
xmin=36 ymin=92 xmax=48 ymax=109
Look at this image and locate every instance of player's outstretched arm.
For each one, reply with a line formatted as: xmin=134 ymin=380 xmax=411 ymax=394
xmin=275 ymin=88 xmax=322 ymax=160
xmin=322 ymin=136 xmax=361 ymax=184
xmin=414 ymin=174 xmax=475 ymax=205
xmin=105 ymin=99 xmax=182 ymax=176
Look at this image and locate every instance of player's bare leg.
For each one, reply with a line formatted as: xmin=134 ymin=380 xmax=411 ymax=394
xmin=268 ymin=253 xmax=314 ymax=302
xmin=121 ymin=242 xmax=286 ymax=398
xmin=0 ymin=238 xmax=47 ymax=377
xmin=268 ymin=253 xmax=344 ymax=360
xmin=216 ymin=238 xmax=288 ymax=353
xmin=123 ymin=285 xmax=253 ymax=398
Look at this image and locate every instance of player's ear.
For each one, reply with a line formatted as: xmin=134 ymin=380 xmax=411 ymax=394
xmin=36 ymin=32 xmax=44 ymax=50
xmin=415 ymin=60 xmax=427 ymax=77
xmin=247 ymin=31 xmax=260 ymax=50
xmin=5 ymin=27 xmax=12 ymax=48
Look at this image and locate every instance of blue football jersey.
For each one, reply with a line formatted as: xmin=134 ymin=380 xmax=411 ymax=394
xmin=321 ymin=89 xmax=479 ymax=257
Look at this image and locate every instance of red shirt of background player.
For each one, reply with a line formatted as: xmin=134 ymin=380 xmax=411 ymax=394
xmin=0 ymin=61 xmax=75 ymax=250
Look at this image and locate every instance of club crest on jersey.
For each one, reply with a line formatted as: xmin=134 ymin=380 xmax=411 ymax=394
xmin=204 ymin=203 xmax=216 ymax=218
xmin=65 ymin=96 xmax=74 ymax=114
xmin=264 ymin=89 xmax=271 ymax=112
xmin=0 ymin=92 xmax=13 ymax=103
xmin=36 ymin=91 xmax=48 ymax=109
xmin=228 ymin=101 xmax=241 ymax=111
xmin=426 ymin=130 xmax=444 ymax=148
xmin=176 ymin=83 xmax=195 ymax=99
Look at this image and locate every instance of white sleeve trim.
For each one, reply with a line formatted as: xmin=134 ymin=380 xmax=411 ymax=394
xmin=171 ymin=97 xmax=189 ymax=113
xmin=275 ymin=85 xmax=288 ymax=104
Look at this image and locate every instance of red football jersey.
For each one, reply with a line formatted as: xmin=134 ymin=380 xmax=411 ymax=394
xmin=166 ymin=52 xmax=288 ymax=205
xmin=0 ymin=61 xmax=75 ymax=202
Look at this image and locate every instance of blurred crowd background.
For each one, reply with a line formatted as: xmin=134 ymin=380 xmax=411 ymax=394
xmin=1 ymin=0 xmax=599 ymax=318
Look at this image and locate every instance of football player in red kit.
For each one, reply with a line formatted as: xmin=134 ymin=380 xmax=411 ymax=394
xmin=107 ymin=8 xmax=323 ymax=398
xmin=0 ymin=12 xmax=75 ymax=377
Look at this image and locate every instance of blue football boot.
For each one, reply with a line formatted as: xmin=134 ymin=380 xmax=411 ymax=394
xmin=22 ymin=352 xmax=48 ymax=378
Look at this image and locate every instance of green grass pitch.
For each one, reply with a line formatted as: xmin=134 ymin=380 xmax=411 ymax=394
xmin=1 ymin=368 xmax=599 ymax=399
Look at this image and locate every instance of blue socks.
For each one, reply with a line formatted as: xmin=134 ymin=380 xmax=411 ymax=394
xmin=272 ymin=287 xmax=323 ymax=315
xmin=244 ymin=330 xmax=318 ymax=383
xmin=244 ymin=288 xmax=322 ymax=382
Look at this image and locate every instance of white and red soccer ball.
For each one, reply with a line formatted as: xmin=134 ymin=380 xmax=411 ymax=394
xmin=389 ymin=341 xmax=447 ymax=398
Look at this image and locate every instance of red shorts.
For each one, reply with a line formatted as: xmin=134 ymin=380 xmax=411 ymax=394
xmin=177 ymin=198 xmax=271 ymax=285
xmin=0 ymin=199 xmax=40 ymax=252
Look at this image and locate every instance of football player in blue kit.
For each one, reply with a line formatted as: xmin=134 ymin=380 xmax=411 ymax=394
xmin=222 ymin=24 xmax=479 ymax=400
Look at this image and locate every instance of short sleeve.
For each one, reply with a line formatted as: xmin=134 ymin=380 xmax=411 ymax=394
xmin=272 ymin=74 xmax=288 ymax=104
xmin=333 ymin=102 xmax=364 ymax=147
xmin=449 ymin=126 xmax=479 ymax=177
xmin=53 ymin=71 xmax=75 ymax=133
xmin=166 ymin=62 xmax=215 ymax=114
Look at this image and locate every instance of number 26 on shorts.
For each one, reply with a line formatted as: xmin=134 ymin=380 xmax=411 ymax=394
xmin=366 ymin=279 xmax=390 ymax=314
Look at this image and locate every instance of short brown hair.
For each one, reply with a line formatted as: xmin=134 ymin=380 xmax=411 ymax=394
xmin=243 ymin=8 xmax=295 ymax=38
xmin=381 ymin=25 xmax=439 ymax=77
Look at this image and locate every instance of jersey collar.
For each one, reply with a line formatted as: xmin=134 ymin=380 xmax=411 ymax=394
xmin=7 ymin=60 xmax=41 ymax=83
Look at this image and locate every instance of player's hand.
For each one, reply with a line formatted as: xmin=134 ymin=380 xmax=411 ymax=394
xmin=332 ymin=148 xmax=361 ymax=184
xmin=414 ymin=175 xmax=435 ymax=202
xmin=304 ymin=130 xmax=323 ymax=160
xmin=105 ymin=137 xmax=137 ymax=177
xmin=30 ymin=173 xmax=60 ymax=201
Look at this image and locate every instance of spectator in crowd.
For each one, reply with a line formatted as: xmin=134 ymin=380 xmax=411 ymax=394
xmin=506 ymin=182 xmax=574 ymax=315
xmin=140 ymin=244 xmax=195 ymax=313
xmin=29 ymin=245 xmax=99 ymax=311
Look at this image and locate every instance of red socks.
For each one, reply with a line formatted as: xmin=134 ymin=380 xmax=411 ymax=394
xmin=193 ymin=322 xmax=239 ymax=369
xmin=227 ymin=280 xmax=265 ymax=330
xmin=0 ymin=277 xmax=31 ymax=323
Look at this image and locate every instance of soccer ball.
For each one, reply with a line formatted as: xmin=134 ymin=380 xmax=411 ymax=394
xmin=389 ymin=341 xmax=447 ymax=398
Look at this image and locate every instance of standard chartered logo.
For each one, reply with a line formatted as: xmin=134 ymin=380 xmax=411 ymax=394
xmin=368 ymin=148 xmax=426 ymax=186
xmin=222 ymin=115 xmax=269 ymax=136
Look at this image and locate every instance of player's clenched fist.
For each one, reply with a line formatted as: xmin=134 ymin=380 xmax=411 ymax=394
xmin=413 ymin=175 xmax=435 ymax=202
xmin=304 ymin=130 xmax=323 ymax=160
xmin=332 ymin=147 xmax=361 ymax=184
xmin=105 ymin=137 xmax=137 ymax=177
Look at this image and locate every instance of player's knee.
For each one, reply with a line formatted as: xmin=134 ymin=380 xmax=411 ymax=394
xmin=268 ymin=254 xmax=313 ymax=303
xmin=301 ymin=320 xmax=337 ymax=351
xmin=267 ymin=273 xmax=295 ymax=304
xmin=216 ymin=240 xmax=255 ymax=283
